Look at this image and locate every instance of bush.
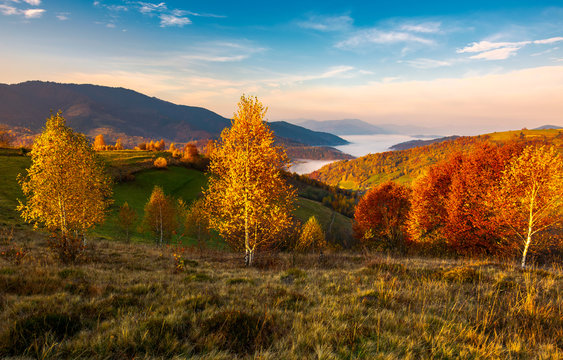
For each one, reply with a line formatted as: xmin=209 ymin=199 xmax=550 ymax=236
xmin=154 ymin=157 xmax=167 ymax=168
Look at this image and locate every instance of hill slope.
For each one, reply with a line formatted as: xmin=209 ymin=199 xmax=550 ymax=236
xmin=0 ymin=81 xmax=347 ymax=147
xmin=309 ymin=129 xmax=563 ymax=190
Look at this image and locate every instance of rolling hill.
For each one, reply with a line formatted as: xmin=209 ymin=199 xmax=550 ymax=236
xmin=309 ymin=128 xmax=563 ymax=190
xmin=0 ymin=81 xmax=348 ymax=148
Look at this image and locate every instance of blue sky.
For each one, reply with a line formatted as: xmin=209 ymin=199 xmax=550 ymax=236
xmin=1 ymin=0 xmax=562 ymax=134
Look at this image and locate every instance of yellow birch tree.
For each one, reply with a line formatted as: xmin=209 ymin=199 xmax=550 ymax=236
xmin=203 ymin=95 xmax=296 ymax=266
xmin=494 ymin=145 xmax=563 ymax=268
xmin=18 ymin=111 xmax=112 ymax=244
xmin=143 ymin=186 xmax=177 ymax=245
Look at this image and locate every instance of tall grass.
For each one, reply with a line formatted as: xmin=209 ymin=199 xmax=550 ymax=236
xmin=1 ymin=230 xmax=561 ymax=359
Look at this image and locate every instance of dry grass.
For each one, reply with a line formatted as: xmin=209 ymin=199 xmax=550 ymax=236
xmin=1 ymin=229 xmax=562 ymax=359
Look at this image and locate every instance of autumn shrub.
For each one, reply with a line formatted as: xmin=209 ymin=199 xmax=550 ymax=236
xmin=0 ymin=244 xmax=28 ymax=265
xmin=47 ymin=235 xmax=86 ymax=264
xmin=153 ymin=156 xmax=167 ymax=168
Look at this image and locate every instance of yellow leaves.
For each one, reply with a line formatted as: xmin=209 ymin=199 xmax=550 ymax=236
xmin=203 ymin=96 xmax=296 ymax=252
xmin=18 ymin=112 xmax=112 ymax=236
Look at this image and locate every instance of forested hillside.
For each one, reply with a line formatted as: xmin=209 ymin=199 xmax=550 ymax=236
xmin=310 ymin=129 xmax=563 ymax=190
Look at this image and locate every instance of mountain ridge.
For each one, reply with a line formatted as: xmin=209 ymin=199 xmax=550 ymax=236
xmin=0 ymin=81 xmax=348 ymax=148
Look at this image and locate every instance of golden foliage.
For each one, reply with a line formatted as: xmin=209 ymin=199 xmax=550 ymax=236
xmin=17 ymin=112 xmax=112 ymax=238
xmin=143 ymin=186 xmax=177 ymax=245
xmin=295 ymin=216 xmax=326 ymax=253
xmin=117 ymin=202 xmax=137 ymax=242
xmin=154 ymin=157 xmax=168 ymax=168
xmin=93 ymin=134 xmax=106 ymax=151
xmin=203 ymin=96 xmax=296 ymax=265
xmin=494 ymin=145 xmax=563 ymax=267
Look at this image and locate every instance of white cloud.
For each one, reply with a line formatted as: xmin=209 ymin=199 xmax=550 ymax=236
xmin=405 ymin=58 xmax=452 ymax=69
xmin=457 ymin=40 xmax=530 ymax=53
xmin=400 ymin=22 xmax=441 ymax=33
xmin=298 ymin=15 xmax=353 ymax=32
xmin=23 ymin=0 xmax=41 ymax=5
xmin=138 ymin=2 xmax=166 ymax=13
xmin=107 ymin=5 xmax=128 ymax=12
xmin=458 ymin=37 xmax=563 ymax=61
xmin=56 ymin=12 xmax=69 ymax=20
xmin=0 ymin=4 xmax=17 ymax=15
xmin=533 ymin=37 xmax=563 ymax=45
xmin=182 ymin=54 xmax=249 ymax=62
xmin=22 ymin=8 xmax=44 ymax=18
xmin=159 ymin=13 xmax=191 ymax=27
xmin=336 ymin=29 xmax=434 ymax=49
xmin=469 ymin=47 xmax=521 ymax=60
xmin=106 ymin=23 xmax=116 ymax=28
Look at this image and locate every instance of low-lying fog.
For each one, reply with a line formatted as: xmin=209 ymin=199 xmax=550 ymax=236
xmin=291 ymin=134 xmax=434 ymax=175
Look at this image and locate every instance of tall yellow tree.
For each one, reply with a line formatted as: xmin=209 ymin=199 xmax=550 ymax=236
xmin=494 ymin=145 xmax=563 ymax=268
xmin=143 ymin=186 xmax=177 ymax=245
xmin=203 ymin=95 xmax=296 ymax=266
xmin=18 ymin=111 xmax=112 ymax=243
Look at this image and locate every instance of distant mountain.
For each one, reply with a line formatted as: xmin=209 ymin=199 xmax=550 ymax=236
xmin=288 ymin=118 xmax=435 ymax=136
xmin=0 ymin=81 xmax=348 ymax=147
xmin=389 ymin=136 xmax=460 ymax=151
xmin=268 ymin=121 xmax=348 ymax=145
xmin=296 ymin=119 xmax=389 ymax=135
xmin=533 ymin=125 xmax=562 ymax=130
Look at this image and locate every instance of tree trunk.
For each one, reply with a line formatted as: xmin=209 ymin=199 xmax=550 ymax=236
xmin=522 ymin=233 xmax=533 ymax=268
xmin=522 ymin=194 xmax=535 ymax=268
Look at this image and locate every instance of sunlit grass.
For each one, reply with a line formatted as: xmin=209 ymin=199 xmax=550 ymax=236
xmin=1 ymin=233 xmax=561 ymax=359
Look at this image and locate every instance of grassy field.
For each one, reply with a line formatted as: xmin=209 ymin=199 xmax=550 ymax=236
xmin=0 ymin=150 xmax=352 ymax=247
xmin=0 ymin=149 xmax=30 ymax=227
xmin=0 ymin=231 xmax=561 ymax=359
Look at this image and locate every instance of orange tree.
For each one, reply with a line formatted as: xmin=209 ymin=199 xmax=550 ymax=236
xmin=18 ymin=112 xmax=112 ymax=244
xmin=203 ymin=95 xmax=296 ymax=266
xmin=493 ymin=145 xmax=563 ymax=268
xmin=354 ymin=181 xmax=411 ymax=251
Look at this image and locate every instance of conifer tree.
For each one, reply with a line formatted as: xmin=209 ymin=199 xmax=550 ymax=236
xmin=203 ymin=95 xmax=296 ymax=266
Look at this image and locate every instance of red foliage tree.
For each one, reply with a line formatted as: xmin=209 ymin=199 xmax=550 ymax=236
xmin=353 ymin=181 xmax=411 ymax=251
xmin=407 ymin=142 xmax=526 ymax=255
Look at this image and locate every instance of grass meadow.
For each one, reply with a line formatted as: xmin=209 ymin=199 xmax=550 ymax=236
xmin=1 ymin=149 xmax=561 ymax=358
xmin=1 ymin=230 xmax=561 ymax=359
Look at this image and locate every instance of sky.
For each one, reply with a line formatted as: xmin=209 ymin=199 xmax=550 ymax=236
xmin=1 ymin=0 xmax=562 ymax=135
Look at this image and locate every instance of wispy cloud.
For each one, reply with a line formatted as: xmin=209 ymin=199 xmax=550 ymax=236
xmin=56 ymin=12 xmax=70 ymax=20
xmin=337 ymin=29 xmax=434 ymax=49
xmin=138 ymin=2 xmax=166 ymax=13
xmin=404 ymin=58 xmax=452 ymax=69
xmin=159 ymin=13 xmax=191 ymax=27
xmin=298 ymin=15 xmax=353 ymax=32
xmin=0 ymin=1 xmax=44 ymax=18
xmin=400 ymin=22 xmax=441 ymax=33
xmin=22 ymin=8 xmax=43 ymax=18
xmin=458 ymin=37 xmax=563 ymax=60
xmin=0 ymin=4 xmax=17 ymax=15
